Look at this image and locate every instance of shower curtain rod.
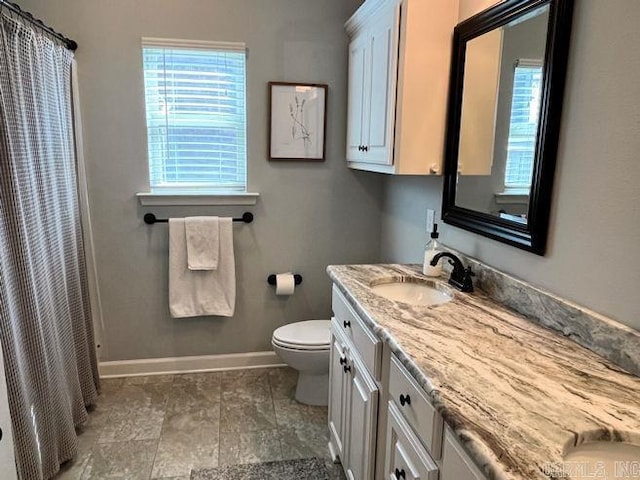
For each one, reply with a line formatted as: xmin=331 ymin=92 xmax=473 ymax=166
xmin=0 ymin=0 xmax=77 ymax=51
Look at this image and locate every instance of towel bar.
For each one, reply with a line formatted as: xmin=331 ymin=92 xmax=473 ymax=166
xmin=143 ymin=212 xmax=253 ymax=225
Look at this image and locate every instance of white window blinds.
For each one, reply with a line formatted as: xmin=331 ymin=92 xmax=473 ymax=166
xmin=504 ymin=60 xmax=543 ymax=190
xmin=142 ymin=38 xmax=247 ymax=192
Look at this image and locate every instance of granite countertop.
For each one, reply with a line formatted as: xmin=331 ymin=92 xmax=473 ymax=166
xmin=327 ymin=264 xmax=640 ymax=480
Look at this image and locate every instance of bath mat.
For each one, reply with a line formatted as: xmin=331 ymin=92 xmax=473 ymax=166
xmin=191 ymin=457 xmax=330 ymax=480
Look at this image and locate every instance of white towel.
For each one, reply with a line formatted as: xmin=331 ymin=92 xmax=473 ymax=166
xmin=185 ymin=216 xmax=219 ymax=270
xmin=169 ymin=218 xmax=235 ymax=318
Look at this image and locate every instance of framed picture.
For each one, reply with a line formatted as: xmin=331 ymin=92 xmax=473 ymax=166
xmin=268 ymin=82 xmax=327 ymax=161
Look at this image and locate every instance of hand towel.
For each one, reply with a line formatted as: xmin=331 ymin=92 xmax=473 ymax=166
xmin=169 ymin=218 xmax=235 ymax=318
xmin=185 ymin=216 xmax=219 ymax=270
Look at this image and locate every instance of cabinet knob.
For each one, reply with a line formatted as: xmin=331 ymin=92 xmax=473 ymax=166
xmin=339 ymin=356 xmax=347 ymax=366
xmin=395 ymin=468 xmax=406 ymax=479
xmin=399 ymin=394 xmax=411 ymax=407
xmin=363 ymin=145 xmax=369 ymax=152
xmin=343 ymin=320 xmax=351 ymax=328
xmin=343 ymin=364 xmax=351 ymax=374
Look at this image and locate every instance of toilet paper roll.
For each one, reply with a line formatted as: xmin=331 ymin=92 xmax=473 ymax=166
xmin=275 ymin=273 xmax=296 ymax=296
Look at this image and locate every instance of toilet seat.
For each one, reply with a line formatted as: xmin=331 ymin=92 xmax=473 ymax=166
xmin=272 ymin=320 xmax=330 ymax=351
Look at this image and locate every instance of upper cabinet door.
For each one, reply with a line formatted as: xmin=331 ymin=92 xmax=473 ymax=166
xmin=345 ymin=0 xmax=457 ymax=175
xmin=364 ymin=10 xmax=399 ymax=165
xmin=346 ymin=35 xmax=368 ymax=162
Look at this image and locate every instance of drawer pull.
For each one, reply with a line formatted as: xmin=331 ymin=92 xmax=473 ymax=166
xmin=339 ymin=356 xmax=347 ymax=365
xmin=343 ymin=365 xmax=351 ymax=374
xmin=395 ymin=468 xmax=406 ymax=479
xmin=399 ymin=394 xmax=411 ymax=407
xmin=343 ymin=320 xmax=351 ymax=328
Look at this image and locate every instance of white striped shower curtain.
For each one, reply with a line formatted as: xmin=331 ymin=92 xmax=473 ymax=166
xmin=0 ymin=8 xmax=99 ymax=480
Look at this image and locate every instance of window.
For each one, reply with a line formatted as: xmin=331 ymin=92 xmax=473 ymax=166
xmin=142 ymin=38 xmax=247 ymax=193
xmin=504 ymin=60 xmax=543 ymax=191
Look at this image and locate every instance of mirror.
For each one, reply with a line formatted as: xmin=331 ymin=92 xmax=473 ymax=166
xmin=442 ymin=0 xmax=574 ymax=254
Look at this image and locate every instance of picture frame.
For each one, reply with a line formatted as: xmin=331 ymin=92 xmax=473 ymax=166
xmin=268 ymin=82 xmax=328 ymax=161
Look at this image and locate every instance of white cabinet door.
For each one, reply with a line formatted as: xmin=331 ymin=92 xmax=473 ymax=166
xmin=440 ymin=429 xmax=487 ymax=480
xmin=346 ymin=34 xmax=368 ymax=162
xmin=345 ymin=355 xmax=378 ymax=480
xmin=385 ymin=402 xmax=438 ymax=480
xmin=345 ymin=0 xmax=456 ymax=174
xmin=0 ymin=342 xmax=17 ymax=480
xmin=329 ymin=328 xmax=349 ymax=461
xmin=363 ymin=8 xmax=399 ymax=165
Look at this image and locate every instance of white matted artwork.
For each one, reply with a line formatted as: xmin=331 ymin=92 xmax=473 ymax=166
xmin=269 ymin=82 xmax=327 ymax=160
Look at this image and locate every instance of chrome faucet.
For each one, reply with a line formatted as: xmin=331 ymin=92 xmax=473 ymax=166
xmin=430 ymin=252 xmax=474 ymax=293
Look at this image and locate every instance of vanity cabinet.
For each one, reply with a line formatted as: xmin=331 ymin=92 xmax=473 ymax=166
xmin=385 ymin=401 xmax=439 ymax=480
xmin=329 ymin=287 xmax=382 ymax=480
xmin=329 ymin=285 xmax=487 ymax=480
xmin=386 ymin=356 xmax=486 ymax=480
xmin=440 ymin=428 xmax=487 ymax=480
xmin=344 ymin=0 xmax=457 ymax=174
xmin=388 ymin=356 xmax=443 ymax=458
xmin=329 ymin=331 xmax=349 ymax=461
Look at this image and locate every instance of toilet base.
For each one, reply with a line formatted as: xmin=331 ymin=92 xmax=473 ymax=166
xmin=295 ymin=372 xmax=329 ymax=406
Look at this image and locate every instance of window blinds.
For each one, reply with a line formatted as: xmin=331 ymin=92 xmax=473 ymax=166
xmin=142 ymin=39 xmax=247 ymax=192
xmin=504 ymin=62 xmax=543 ymax=189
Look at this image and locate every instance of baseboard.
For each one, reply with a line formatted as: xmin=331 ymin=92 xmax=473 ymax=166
xmin=99 ymin=351 xmax=285 ymax=378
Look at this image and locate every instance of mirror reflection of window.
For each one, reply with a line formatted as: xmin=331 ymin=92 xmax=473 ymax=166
xmin=504 ymin=60 xmax=543 ymax=192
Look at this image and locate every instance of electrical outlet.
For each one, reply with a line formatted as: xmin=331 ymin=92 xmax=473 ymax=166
xmin=426 ymin=209 xmax=435 ymax=233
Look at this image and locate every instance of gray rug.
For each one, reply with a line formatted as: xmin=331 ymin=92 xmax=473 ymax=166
xmin=191 ymin=458 xmax=330 ymax=480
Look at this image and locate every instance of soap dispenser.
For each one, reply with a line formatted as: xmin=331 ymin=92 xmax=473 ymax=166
xmin=422 ymin=224 xmax=442 ymax=277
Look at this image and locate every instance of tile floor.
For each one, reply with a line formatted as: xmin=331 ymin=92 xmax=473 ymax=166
xmin=54 ymin=367 xmax=345 ymax=480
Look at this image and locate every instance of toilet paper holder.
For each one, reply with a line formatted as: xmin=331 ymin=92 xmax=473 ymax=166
xmin=267 ymin=274 xmax=303 ymax=286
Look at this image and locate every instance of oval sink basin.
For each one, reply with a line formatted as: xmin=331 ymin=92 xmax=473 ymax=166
xmin=562 ymin=442 xmax=640 ymax=479
xmin=371 ymin=281 xmax=452 ymax=306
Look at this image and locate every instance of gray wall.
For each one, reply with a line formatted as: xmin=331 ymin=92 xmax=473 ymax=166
xmin=381 ymin=1 xmax=640 ymax=330
xmin=22 ymin=0 xmax=382 ymax=361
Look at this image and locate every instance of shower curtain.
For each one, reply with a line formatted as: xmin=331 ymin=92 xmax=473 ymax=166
xmin=0 ymin=8 xmax=99 ymax=480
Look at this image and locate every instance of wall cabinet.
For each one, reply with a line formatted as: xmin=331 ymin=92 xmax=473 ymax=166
xmin=346 ymin=4 xmax=398 ymax=167
xmin=330 ymin=284 xmax=488 ymax=480
xmin=345 ymin=0 xmax=458 ymax=174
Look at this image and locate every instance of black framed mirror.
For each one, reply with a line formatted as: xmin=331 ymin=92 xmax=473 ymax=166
xmin=442 ymin=0 xmax=574 ymax=255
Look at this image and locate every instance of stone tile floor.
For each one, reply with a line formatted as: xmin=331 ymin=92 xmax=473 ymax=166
xmin=54 ymin=367 xmax=345 ymax=480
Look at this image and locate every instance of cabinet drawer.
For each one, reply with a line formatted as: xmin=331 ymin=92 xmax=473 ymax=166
xmin=389 ymin=355 xmax=443 ymax=459
xmin=332 ymin=285 xmax=381 ymax=380
xmin=385 ymin=401 xmax=438 ymax=480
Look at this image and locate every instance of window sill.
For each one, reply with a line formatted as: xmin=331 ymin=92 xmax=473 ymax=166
xmin=494 ymin=191 xmax=529 ymax=205
xmin=136 ymin=192 xmax=259 ymax=206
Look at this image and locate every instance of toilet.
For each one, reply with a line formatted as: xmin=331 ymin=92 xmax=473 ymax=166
xmin=272 ymin=320 xmax=331 ymax=406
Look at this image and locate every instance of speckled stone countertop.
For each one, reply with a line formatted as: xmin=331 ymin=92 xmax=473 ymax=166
xmin=327 ymin=264 xmax=640 ymax=480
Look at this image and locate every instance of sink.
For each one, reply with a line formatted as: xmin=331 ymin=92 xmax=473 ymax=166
xmin=561 ymin=442 xmax=640 ymax=479
xmin=370 ymin=280 xmax=453 ymax=306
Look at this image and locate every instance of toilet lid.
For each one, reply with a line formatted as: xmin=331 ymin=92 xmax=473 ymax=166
xmin=272 ymin=320 xmax=330 ymax=348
